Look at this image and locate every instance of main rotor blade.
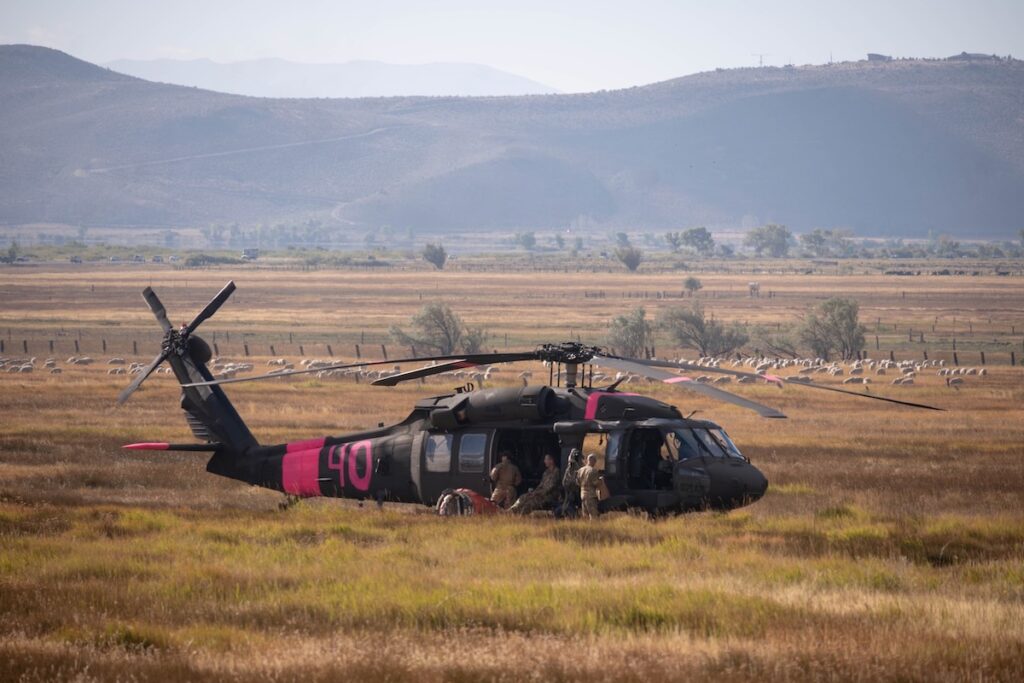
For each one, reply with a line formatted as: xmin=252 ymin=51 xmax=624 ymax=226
xmin=184 ymin=281 xmax=235 ymax=335
xmin=779 ymin=377 xmax=945 ymax=411
xmin=179 ymin=352 xmax=536 ymax=389
xmin=116 ymin=350 xmax=169 ymax=405
xmin=626 ymin=357 xmax=944 ymax=411
xmin=142 ymin=287 xmax=173 ymax=334
xmin=626 ymin=357 xmax=783 ymax=385
xmin=592 ymin=355 xmax=787 ymax=419
xmin=372 ymin=353 xmax=538 ymax=386
xmin=181 ymin=351 xmax=541 ymax=388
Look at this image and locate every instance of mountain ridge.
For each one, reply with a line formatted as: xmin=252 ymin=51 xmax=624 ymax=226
xmin=103 ymin=56 xmax=560 ymax=98
xmin=2 ymin=45 xmax=1023 ymax=238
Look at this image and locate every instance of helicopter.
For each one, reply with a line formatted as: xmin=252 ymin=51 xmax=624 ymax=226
xmin=119 ymin=282 xmax=943 ymax=516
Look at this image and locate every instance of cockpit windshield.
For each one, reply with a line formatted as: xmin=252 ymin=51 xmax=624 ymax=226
xmin=661 ymin=427 xmax=746 ymax=461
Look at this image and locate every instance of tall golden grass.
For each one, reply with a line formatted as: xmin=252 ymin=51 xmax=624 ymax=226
xmin=1 ymin=263 xmax=1023 ymax=681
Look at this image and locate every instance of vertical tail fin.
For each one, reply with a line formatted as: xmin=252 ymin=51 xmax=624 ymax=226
xmin=119 ymin=282 xmax=259 ymax=482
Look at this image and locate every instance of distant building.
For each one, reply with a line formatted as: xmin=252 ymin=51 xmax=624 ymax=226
xmin=241 ymin=248 xmax=260 ymax=261
xmin=867 ymin=53 xmax=892 ymax=62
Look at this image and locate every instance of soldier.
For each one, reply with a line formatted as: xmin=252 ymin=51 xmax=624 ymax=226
xmin=489 ymin=451 xmax=522 ymax=509
xmin=557 ymin=448 xmax=583 ymax=518
xmin=576 ymin=452 xmax=602 ymax=519
xmin=509 ymin=453 xmax=561 ymax=515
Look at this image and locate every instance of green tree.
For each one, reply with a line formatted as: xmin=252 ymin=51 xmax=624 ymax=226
xmin=3 ymin=240 xmax=18 ymax=264
xmin=744 ymin=224 xmax=792 ymax=257
xmin=681 ymin=227 xmax=715 ymax=256
xmin=615 ymin=246 xmax=643 ymax=272
xmin=799 ymin=229 xmax=829 ymax=257
xmin=515 ymin=232 xmax=537 ymax=250
xmin=606 ymin=307 xmax=652 ymax=357
xmin=615 ymin=232 xmax=631 ymax=247
xmin=799 ymin=297 xmax=866 ymax=361
xmin=422 ymin=243 xmax=447 ymax=270
xmin=390 ymin=302 xmax=487 ymax=355
xmin=664 ymin=232 xmax=683 ymax=252
xmin=683 ymin=276 xmax=703 ymax=297
xmin=660 ymin=303 xmax=749 ymax=357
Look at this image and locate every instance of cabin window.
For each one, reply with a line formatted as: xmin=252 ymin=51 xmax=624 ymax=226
xmin=425 ymin=434 xmax=453 ymax=473
xmin=580 ymin=431 xmax=623 ymax=474
xmin=458 ymin=433 xmax=487 ymax=473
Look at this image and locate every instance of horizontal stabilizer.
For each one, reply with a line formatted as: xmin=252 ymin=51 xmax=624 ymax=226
xmin=122 ymin=442 xmax=221 ymax=452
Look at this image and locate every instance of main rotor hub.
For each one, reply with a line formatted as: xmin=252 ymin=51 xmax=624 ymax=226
xmin=535 ymin=342 xmax=601 ymax=365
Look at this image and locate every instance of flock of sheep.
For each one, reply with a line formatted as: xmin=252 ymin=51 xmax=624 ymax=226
xmin=0 ymin=353 xmax=993 ymax=391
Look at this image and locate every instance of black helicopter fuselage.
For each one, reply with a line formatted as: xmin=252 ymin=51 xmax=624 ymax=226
xmin=122 ymin=282 xmax=942 ymax=514
xmin=213 ymin=384 xmax=768 ymax=515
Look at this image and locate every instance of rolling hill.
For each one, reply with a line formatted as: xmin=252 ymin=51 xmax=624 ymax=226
xmin=103 ymin=57 xmax=559 ymax=98
xmin=2 ymin=44 xmax=1023 ymax=238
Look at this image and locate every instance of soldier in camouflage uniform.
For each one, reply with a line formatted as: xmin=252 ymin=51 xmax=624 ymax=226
xmin=509 ymin=453 xmax=561 ymax=515
xmin=557 ymin=448 xmax=583 ymax=518
xmin=489 ymin=451 xmax=522 ymax=509
xmin=576 ymin=452 xmax=602 ymax=519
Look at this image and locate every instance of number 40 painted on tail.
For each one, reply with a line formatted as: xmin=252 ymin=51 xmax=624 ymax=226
xmin=327 ymin=440 xmax=373 ymax=492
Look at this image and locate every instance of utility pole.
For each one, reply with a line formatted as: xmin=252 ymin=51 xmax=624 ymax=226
xmin=751 ymin=53 xmax=770 ymax=67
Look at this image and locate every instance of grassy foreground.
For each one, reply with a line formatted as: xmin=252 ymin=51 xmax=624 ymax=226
xmin=2 ymin=503 xmax=1023 ymax=682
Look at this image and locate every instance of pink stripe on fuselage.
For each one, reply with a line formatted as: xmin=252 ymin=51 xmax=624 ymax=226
xmin=282 ymin=447 xmax=322 ymax=496
xmin=583 ymin=391 xmax=640 ymax=420
xmin=286 ymin=437 xmax=326 ymax=453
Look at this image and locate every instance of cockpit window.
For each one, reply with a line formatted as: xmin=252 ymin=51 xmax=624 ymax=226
xmin=710 ymin=429 xmax=745 ymax=459
xmin=693 ymin=429 xmax=728 ymax=458
xmin=663 ymin=429 xmax=703 ymax=461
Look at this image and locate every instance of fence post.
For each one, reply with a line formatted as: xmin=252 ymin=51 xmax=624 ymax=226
xmin=354 ymin=344 xmax=361 ymax=359
xmin=133 ymin=340 xmax=138 ymax=355
xmin=381 ymin=344 xmax=388 ymax=360
xmin=326 ymin=344 xmax=333 ymax=357
xmin=953 ymin=351 xmax=959 ymax=366
xmin=213 ymin=342 xmax=220 ymax=356
xmin=269 ymin=345 xmax=276 ymax=356
xmin=49 ymin=340 xmax=54 ymax=353
xmin=0 ymin=340 xmax=3 ymax=352
xmin=923 ymin=350 xmax=928 ymax=361
xmin=299 ymin=344 xmax=305 ymax=356
xmin=875 ymin=335 xmax=880 ymax=350
xmin=410 ymin=346 xmax=417 ymax=358
xmin=244 ymin=344 xmax=249 ymax=356
xmin=980 ymin=351 xmax=985 ymax=365
xmin=74 ymin=339 xmax=79 ymax=353
xmin=102 ymin=339 xmax=107 ymax=352
xmin=1012 ymin=351 xmax=1017 ymax=366
xmin=23 ymin=340 xmax=28 ymax=353
xmin=889 ymin=350 xmax=895 ymax=362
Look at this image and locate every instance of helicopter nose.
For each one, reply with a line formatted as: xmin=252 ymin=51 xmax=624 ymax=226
xmin=748 ymin=465 xmax=768 ymax=501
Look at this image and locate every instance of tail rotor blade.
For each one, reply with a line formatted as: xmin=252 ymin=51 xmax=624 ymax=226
xmin=117 ymin=350 xmax=169 ymax=405
xmin=185 ymin=281 xmax=235 ymax=335
xmin=142 ymin=287 xmax=173 ymax=334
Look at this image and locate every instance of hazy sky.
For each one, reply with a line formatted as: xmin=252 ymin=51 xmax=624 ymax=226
xmin=2 ymin=0 xmax=1022 ymax=92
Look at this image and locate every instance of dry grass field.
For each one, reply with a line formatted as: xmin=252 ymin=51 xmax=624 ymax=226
xmin=1 ymin=263 xmax=1023 ymax=681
